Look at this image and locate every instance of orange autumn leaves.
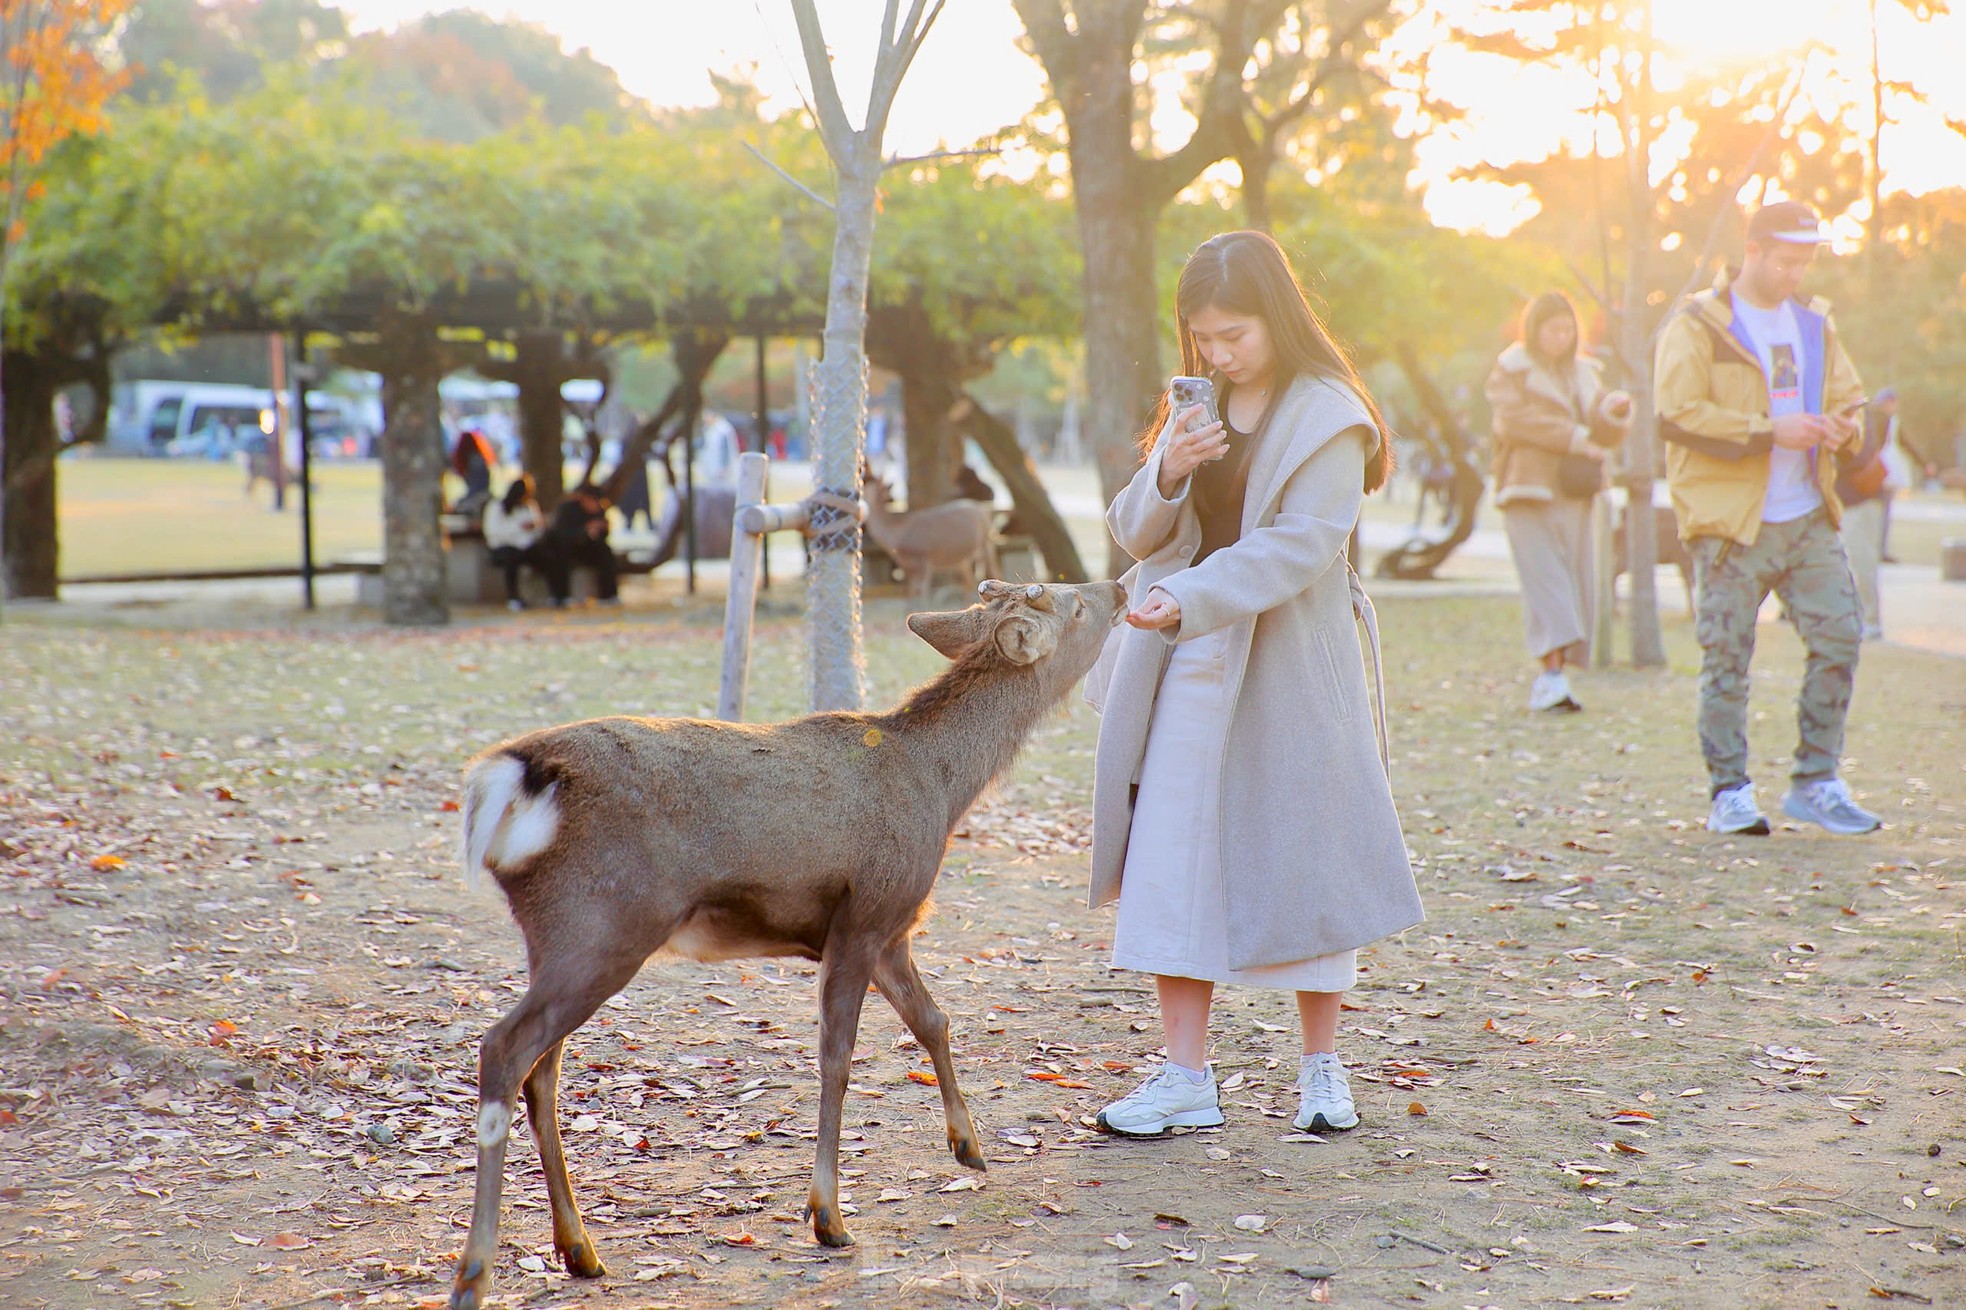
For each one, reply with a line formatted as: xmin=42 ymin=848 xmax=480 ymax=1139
xmin=1 ymin=0 xmax=129 ymax=236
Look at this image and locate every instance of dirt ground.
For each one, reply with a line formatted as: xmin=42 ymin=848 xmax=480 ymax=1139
xmin=2 ymin=590 xmax=1964 ymax=1310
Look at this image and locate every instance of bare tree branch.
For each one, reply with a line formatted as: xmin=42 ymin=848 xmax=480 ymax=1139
xmin=882 ymin=145 xmax=999 ymax=172
xmin=743 ymin=140 xmax=835 ymax=210
xmin=789 ymin=0 xmax=857 ymax=159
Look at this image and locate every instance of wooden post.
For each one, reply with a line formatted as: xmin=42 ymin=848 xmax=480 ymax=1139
xmin=756 ymin=333 xmax=771 ymax=590
xmin=718 ymin=453 xmax=773 ymax=722
xmin=1591 ymin=491 xmax=1616 ymax=667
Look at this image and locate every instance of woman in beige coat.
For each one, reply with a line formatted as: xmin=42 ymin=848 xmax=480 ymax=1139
xmin=1485 ymin=291 xmax=1632 ymax=712
xmin=1085 ymin=232 xmax=1423 ymax=1138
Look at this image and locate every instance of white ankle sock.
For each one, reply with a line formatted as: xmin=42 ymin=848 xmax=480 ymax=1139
xmin=1300 ymin=1051 xmax=1336 ymax=1070
xmin=1164 ymin=1061 xmax=1209 ymax=1084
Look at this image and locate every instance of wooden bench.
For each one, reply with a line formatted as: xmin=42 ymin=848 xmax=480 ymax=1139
xmin=340 ymin=518 xmax=657 ymax=608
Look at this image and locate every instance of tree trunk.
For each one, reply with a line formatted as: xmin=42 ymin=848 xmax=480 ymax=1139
xmin=604 ymin=333 xmax=729 ymax=504
xmin=1240 ymin=147 xmax=1276 ymax=233
xmin=954 ymin=391 xmax=1089 ymax=583
xmin=868 ymin=301 xmax=962 ymax=511
xmin=901 ymin=365 xmax=960 ymax=511
xmin=377 ymin=311 xmax=448 ymax=627
xmin=806 ymin=157 xmax=879 ymax=711
xmin=512 ymin=330 xmax=568 ymax=511
xmin=1076 ymin=194 xmax=1164 ymax=578
xmin=1 ymin=350 xmax=58 ymax=600
xmin=1618 ymin=4 xmax=1666 ymax=669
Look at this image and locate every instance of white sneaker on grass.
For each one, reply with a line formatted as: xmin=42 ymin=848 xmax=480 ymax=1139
xmin=1294 ymin=1052 xmax=1359 ymax=1132
xmin=1781 ymin=778 xmax=1881 ymax=835
xmin=1529 ymin=670 xmax=1581 ymax=713
xmin=1706 ymin=783 xmax=1770 ymax=835
xmin=1094 ymin=1065 xmax=1224 ymax=1137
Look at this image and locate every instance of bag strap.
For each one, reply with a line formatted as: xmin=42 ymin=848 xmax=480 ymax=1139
xmin=1346 ymin=560 xmax=1391 ymax=779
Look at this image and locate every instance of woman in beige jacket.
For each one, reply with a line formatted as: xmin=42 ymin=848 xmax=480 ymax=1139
xmin=1086 ymin=232 xmax=1423 ymax=1139
xmin=1485 ymin=292 xmax=1632 ymax=711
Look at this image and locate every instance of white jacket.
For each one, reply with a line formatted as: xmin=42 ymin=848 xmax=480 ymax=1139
xmin=483 ymin=500 xmax=543 ymax=551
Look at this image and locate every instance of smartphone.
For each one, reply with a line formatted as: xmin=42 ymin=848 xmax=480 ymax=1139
xmin=1170 ymin=376 xmax=1219 ymax=431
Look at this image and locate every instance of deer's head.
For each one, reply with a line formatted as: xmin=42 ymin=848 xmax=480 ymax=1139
xmin=906 ymin=580 xmax=1127 ymax=692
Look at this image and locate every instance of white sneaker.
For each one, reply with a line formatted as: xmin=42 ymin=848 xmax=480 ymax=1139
xmin=1529 ymin=670 xmax=1581 ymax=713
xmin=1706 ymin=783 xmax=1770 ymax=835
xmin=506 ymin=598 xmax=525 ymax=612
xmin=1861 ymin=624 xmax=1883 ymax=641
xmin=1781 ymin=778 xmax=1882 ymax=835
xmin=1094 ymin=1065 xmax=1224 ymax=1136
xmin=1294 ymin=1052 xmax=1359 ymax=1131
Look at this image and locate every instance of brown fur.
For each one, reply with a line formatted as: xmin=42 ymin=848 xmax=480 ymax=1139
xmin=445 ymin=580 xmax=1127 ymax=1310
xmin=864 ymin=478 xmax=999 ymax=602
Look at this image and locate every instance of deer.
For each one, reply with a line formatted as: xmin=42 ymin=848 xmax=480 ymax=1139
xmin=863 ymin=476 xmax=1000 ymax=602
xmin=446 ymin=578 xmax=1128 ymax=1310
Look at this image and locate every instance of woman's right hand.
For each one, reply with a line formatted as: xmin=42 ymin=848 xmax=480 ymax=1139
xmin=1157 ymin=403 xmax=1229 ymax=498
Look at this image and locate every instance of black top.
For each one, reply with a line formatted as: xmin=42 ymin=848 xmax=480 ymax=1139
xmin=1191 ymin=412 xmax=1256 ymax=565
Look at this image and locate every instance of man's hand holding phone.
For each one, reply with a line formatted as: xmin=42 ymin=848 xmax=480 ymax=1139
xmin=1824 ymin=397 xmax=1866 ymax=451
xmin=1157 ymin=401 xmax=1229 ymax=499
xmin=1771 ymin=412 xmax=1834 ymax=451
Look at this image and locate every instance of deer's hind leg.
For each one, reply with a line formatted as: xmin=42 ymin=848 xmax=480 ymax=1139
xmin=874 ymin=934 xmax=985 ymax=1172
xmin=450 ymin=950 xmax=641 ymax=1310
xmin=523 ymin=1039 xmax=605 ymax=1277
xmin=808 ymin=940 xmax=881 ymax=1247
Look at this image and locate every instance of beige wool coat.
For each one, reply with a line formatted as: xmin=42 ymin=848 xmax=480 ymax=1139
xmin=1484 ymin=342 xmax=1630 ymax=505
xmin=1087 ymin=375 xmax=1423 ymax=970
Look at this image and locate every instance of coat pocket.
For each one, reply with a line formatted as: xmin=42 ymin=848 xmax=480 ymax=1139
xmin=1312 ymin=627 xmax=1358 ymax=725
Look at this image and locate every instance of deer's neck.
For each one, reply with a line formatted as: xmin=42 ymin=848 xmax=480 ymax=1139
xmin=885 ymin=658 xmax=1049 ymax=829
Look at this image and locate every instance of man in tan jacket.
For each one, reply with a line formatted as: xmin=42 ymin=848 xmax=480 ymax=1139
xmin=1654 ymin=200 xmax=1880 ymax=838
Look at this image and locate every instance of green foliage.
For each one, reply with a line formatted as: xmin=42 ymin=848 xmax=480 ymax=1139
xmin=874 ymin=161 xmax=1080 ymax=351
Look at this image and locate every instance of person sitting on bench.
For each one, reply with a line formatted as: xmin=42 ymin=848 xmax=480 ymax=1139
xmin=484 ymin=475 xmax=570 ymax=610
xmin=549 ymin=480 xmax=621 ymax=605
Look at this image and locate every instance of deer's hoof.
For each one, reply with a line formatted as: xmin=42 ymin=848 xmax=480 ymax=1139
xmin=952 ymin=1134 xmax=988 ymax=1173
xmin=810 ymin=1206 xmax=855 ymax=1248
xmin=559 ymin=1241 xmax=606 ymax=1279
xmin=449 ymin=1270 xmax=484 ymax=1310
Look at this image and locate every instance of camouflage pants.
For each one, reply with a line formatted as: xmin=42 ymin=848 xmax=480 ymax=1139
xmin=1690 ymin=510 xmax=1861 ymax=797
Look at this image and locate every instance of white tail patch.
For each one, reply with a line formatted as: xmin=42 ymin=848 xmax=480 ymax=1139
xmin=460 ymin=754 xmax=560 ymax=884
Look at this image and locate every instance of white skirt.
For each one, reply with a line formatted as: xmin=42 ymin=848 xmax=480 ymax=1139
xmin=1110 ymin=627 xmax=1358 ymax=992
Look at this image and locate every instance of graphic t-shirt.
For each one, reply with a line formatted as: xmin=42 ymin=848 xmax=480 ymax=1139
xmin=1729 ymin=297 xmax=1821 ymax=523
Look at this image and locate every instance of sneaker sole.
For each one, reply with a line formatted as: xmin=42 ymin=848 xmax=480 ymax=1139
xmin=1292 ymin=1110 xmax=1359 ymax=1132
xmin=1780 ymin=797 xmax=1881 ymax=835
xmin=1706 ymin=816 xmax=1771 ymax=836
xmin=1094 ymin=1107 xmax=1225 ymax=1137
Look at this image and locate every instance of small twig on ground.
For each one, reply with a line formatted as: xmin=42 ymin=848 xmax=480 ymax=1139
xmin=259 ymin=1274 xmax=432 ymax=1310
xmin=1389 ymin=1230 xmax=1452 ymax=1253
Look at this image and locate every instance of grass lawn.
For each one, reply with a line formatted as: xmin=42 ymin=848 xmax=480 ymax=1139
xmin=2 ymin=587 xmax=1963 ymax=1308
xmin=54 ymin=454 xmax=1960 ymax=586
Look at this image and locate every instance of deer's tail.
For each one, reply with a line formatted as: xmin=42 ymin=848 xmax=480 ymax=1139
xmin=459 ymin=751 xmax=560 ymax=887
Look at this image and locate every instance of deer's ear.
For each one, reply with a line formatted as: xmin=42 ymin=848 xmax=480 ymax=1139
xmin=993 ymin=613 xmax=1057 ymax=666
xmin=907 ymin=608 xmax=985 ymax=659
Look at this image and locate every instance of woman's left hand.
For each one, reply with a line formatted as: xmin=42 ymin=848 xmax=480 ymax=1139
xmin=1126 ymin=591 xmax=1181 ymax=630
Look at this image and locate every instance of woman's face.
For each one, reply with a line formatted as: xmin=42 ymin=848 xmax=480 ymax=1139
xmin=1187 ymin=305 xmax=1276 ymax=390
xmin=1534 ymin=311 xmax=1578 ymax=360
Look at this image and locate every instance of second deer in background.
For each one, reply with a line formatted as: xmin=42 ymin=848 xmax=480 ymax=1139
xmin=864 ymin=476 xmax=998 ymax=602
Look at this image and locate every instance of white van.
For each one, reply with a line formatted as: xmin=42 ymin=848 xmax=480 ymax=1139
xmin=109 ymin=382 xmax=276 ymax=457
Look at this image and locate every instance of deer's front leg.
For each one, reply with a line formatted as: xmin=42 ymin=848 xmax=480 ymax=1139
xmin=808 ymin=946 xmax=878 ymax=1247
xmin=875 ymin=936 xmax=985 ymax=1172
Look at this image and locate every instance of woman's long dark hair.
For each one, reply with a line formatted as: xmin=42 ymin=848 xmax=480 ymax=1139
xmin=499 ymin=472 xmax=536 ymax=514
xmin=1520 ymin=290 xmax=1580 ymax=365
xmin=1138 ymin=230 xmax=1394 ymax=493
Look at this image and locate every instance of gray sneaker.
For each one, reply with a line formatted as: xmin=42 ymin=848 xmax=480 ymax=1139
xmin=1706 ymin=783 xmax=1770 ymax=835
xmin=1095 ymin=1065 xmax=1224 ymax=1136
xmin=1529 ymin=670 xmax=1582 ymax=713
xmin=1294 ymin=1052 xmax=1359 ymax=1132
xmin=1782 ymin=778 xmax=1882 ymax=835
